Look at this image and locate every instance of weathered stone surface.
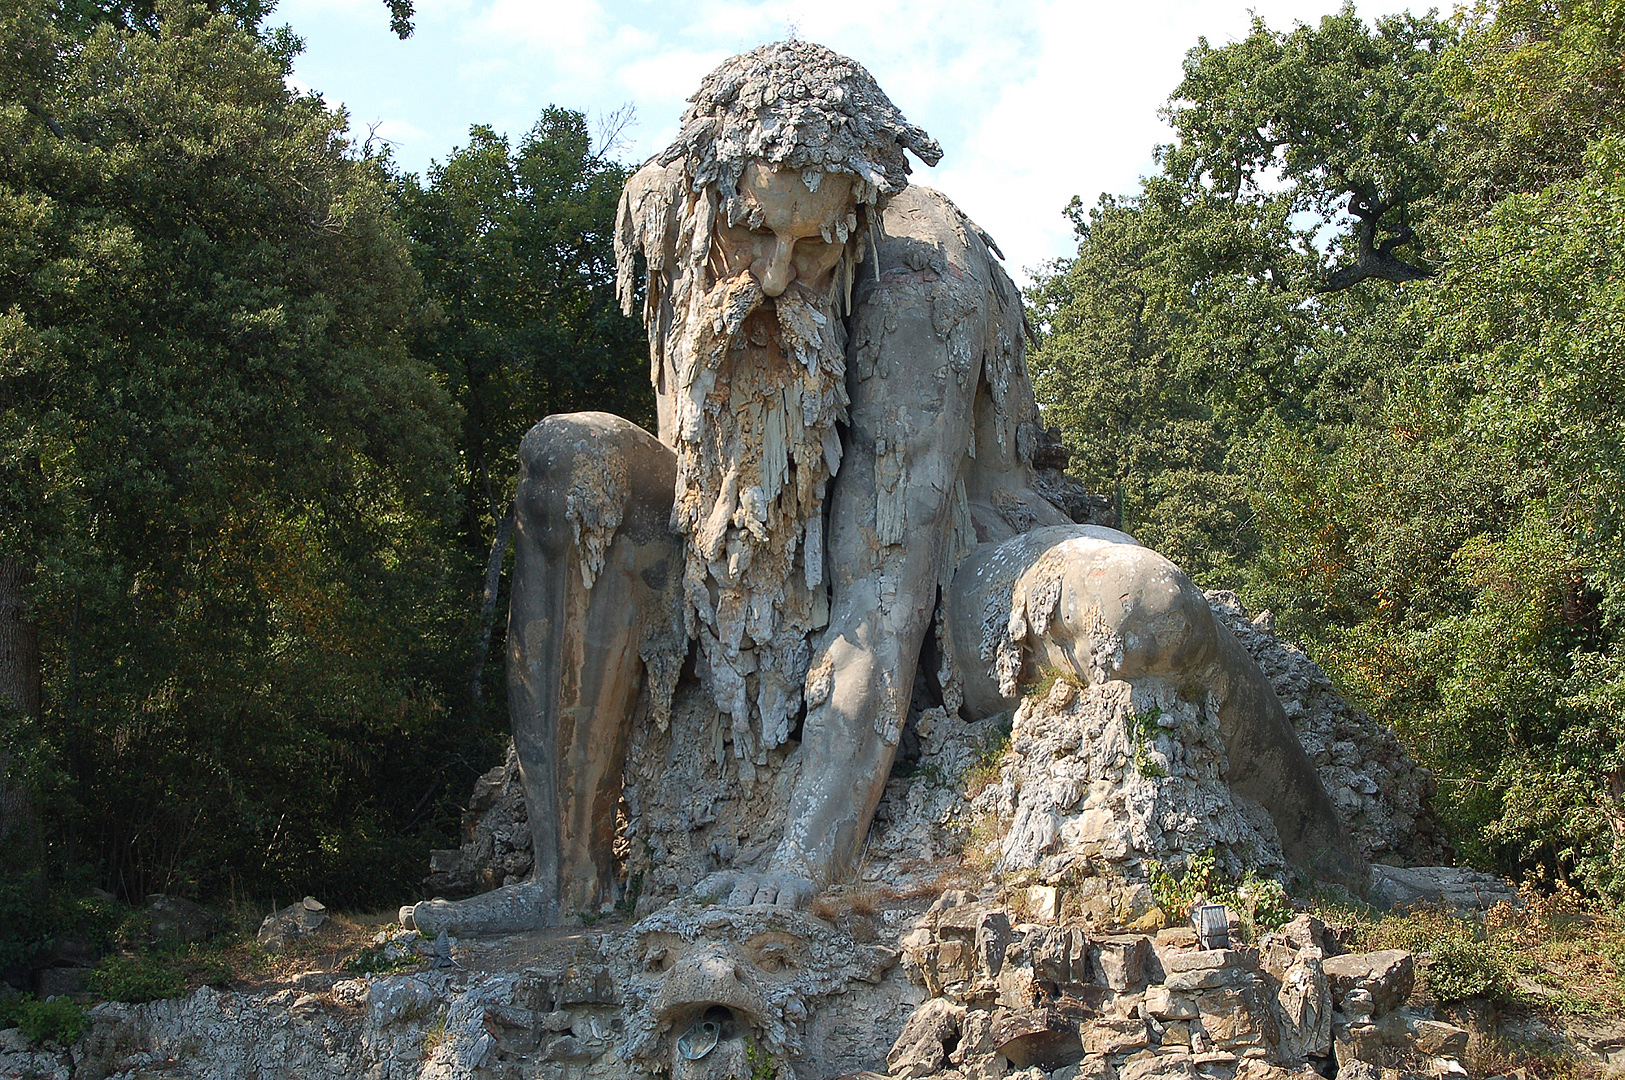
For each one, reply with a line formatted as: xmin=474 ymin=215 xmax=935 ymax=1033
xmin=994 ymin=1009 xmax=1086 ymax=1069
xmin=1197 ymin=986 xmax=1277 ymax=1051
xmin=1146 ymin=985 xmax=1200 ymax=1020
xmin=255 ymin=896 xmax=328 ymax=951
xmin=951 ymin=1008 xmax=1008 ymax=1080
xmin=976 ymin=911 xmax=1013 ymax=977
xmin=1118 ymin=1051 xmax=1199 ymax=1080
xmin=1094 ymin=935 xmax=1151 ymax=992
xmin=1207 ymin=593 xmax=1447 ymax=866
xmin=1369 ymin=865 xmax=1518 ymax=914
xmin=1322 ymin=951 xmax=1415 ymax=1016
xmin=1029 ymin=925 xmax=1090 ymax=985
xmin=1274 ymin=949 xmax=1332 ymax=1060
xmin=1054 ymin=1057 xmax=1119 ymax=1080
xmin=1079 ymin=1016 xmax=1150 ymax=1055
xmin=887 ymin=998 xmax=966 ymax=1078
xmin=1164 ymin=951 xmax=1250 ymax=993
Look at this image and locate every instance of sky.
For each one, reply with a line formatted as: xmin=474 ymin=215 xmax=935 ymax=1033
xmin=278 ymin=0 xmax=1421 ymax=285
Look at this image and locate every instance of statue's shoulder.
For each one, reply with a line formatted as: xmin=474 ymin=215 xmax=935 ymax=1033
xmin=876 ymin=184 xmax=1012 ymax=289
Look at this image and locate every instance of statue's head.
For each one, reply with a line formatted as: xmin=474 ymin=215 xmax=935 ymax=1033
xmin=613 ymin=42 xmax=940 ymax=765
xmin=619 ymin=40 xmax=941 ymax=309
xmin=653 ymin=40 xmax=941 ymax=297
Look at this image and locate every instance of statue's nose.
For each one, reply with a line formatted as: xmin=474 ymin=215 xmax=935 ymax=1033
xmin=754 ymin=233 xmax=797 ymax=296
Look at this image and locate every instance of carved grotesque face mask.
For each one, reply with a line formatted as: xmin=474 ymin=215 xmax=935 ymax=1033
xmin=713 ymin=163 xmax=857 ymax=298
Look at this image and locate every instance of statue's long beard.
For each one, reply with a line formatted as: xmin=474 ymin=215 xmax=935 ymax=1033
xmin=669 ymin=270 xmax=849 ymax=767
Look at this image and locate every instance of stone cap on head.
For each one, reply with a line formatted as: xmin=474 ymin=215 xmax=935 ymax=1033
xmin=655 ymin=39 xmax=942 ymax=207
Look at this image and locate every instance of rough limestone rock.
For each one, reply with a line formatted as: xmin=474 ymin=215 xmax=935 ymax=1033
xmin=981 ymin=676 xmax=1286 ymax=881
xmin=422 ymin=743 xmax=533 ymax=898
xmin=1322 ymin=950 xmax=1416 ymax=1017
xmin=1368 ymin=863 xmax=1519 ymax=913
xmin=256 ymin=896 xmax=329 ymax=951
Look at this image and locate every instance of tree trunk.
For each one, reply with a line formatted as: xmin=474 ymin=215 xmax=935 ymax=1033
xmin=0 ymin=559 xmax=41 ymax=718
xmin=467 ymin=502 xmax=516 ymax=719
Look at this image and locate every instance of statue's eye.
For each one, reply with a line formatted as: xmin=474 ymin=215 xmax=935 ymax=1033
xmin=644 ymin=947 xmax=671 ymax=972
xmin=759 ymin=955 xmax=782 ymax=972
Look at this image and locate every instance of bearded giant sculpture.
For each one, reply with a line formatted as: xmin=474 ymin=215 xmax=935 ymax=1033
xmin=405 ymin=41 xmax=1359 ymax=936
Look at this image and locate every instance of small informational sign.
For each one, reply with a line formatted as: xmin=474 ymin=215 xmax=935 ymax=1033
xmin=1196 ymin=904 xmax=1231 ymax=950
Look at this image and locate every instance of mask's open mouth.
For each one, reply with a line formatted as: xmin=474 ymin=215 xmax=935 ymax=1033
xmin=671 ymin=1004 xmax=757 ymax=1078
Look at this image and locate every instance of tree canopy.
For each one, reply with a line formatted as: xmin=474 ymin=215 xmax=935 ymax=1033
xmin=1032 ymin=0 xmax=1625 ymax=899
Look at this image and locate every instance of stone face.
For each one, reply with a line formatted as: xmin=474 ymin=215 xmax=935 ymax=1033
xmin=1322 ymin=951 xmax=1415 ymax=1016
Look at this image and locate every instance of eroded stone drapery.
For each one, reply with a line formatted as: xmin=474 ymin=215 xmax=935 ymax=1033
xmin=615 ymin=41 xmax=942 ymax=767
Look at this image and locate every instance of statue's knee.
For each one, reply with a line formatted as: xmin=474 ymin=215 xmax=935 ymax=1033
xmin=1064 ymin=546 xmax=1216 ymax=678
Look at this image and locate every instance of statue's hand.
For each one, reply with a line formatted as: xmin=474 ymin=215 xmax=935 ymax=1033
xmin=693 ymin=870 xmax=815 ymax=909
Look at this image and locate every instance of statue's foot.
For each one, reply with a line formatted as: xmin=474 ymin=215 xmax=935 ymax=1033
xmin=401 ymin=881 xmax=558 ymax=936
xmin=693 ymin=870 xmax=814 ymax=909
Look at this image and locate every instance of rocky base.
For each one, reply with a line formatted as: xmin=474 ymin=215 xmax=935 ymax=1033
xmin=16 ymin=880 xmax=1595 ymax=1080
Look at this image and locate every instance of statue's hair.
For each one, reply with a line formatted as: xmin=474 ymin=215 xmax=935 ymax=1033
xmin=656 ymin=40 xmax=942 ymax=208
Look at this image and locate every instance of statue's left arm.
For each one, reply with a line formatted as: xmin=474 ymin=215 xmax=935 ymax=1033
xmin=770 ymin=187 xmax=1039 ymax=889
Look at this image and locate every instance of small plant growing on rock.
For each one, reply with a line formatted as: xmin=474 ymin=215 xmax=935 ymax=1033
xmin=88 ymin=952 xmax=188 ymax=1003
xmin=1126 ymin=706 xmax=1167 ymax=778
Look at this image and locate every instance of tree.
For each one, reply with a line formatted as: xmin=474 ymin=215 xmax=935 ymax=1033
xmin=1244 ymin=0 xmax=1625 ymax=896
xmin=1165 ymin=3 xmax=1455 ymax=290
xmin=395 ymin=112 xmax=651 ymax=718
xmin=1031 ymin=6 xmax=1452 ymax=582
xmin=1 ymin=0 xmax=466 ymax=904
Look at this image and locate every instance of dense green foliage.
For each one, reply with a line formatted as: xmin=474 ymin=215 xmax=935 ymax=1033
xmin=1033 ymin=0 xmax=1625 ymax=900
xmin=395 ymin=117 xmax=649 ymax=713
xmin=0 ymin=0 xmax=645 ymax=954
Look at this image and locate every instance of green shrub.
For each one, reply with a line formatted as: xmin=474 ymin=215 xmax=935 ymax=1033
xmin=0 ymin=995 xmax=86 ymax=1046
xmin=1426 ymin=937 xmax=1515 ymax=1004
xmin=87 ymin=954 xmax=187 ymax=1003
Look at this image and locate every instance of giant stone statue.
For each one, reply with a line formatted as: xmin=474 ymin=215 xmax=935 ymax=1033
xmin=404 ymin=41 xmax=1358 ymax=937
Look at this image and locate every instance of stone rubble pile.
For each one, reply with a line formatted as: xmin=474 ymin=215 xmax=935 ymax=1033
xmin=877 ymin=890 xmax=1468 ymax=1080
xmin=422 ymin=743 xmax=534 ymax=900
xmin=971 ymin=676 xmax=1286 ymax=883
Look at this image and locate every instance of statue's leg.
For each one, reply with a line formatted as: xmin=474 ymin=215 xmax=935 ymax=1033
xmin=942 ymin=526 xmax=1364 ymax=886
xmin=770 ymin=240 xmax=989 ymax=894
xmin=409 ymin=412 xmax=677 ymax=934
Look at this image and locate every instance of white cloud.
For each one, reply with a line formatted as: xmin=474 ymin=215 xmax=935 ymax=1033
xmin=285 ymin=0 xmax=1424 ymax=281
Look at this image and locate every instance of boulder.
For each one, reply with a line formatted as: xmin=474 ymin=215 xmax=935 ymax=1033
xmin=1322 ymin=951 xmax=1414 ymax=1016
xmin=1078 ymin=1016 xmax=1149 ymax=1055
xmin=1029 ymin=926 xmax=1090 ymax=985
xmin=1369 ymin=865 xmax=1518 ymax=914
xmin=1093 ymin=935 xmax=1151 ymax=992
xmin=887 ymin=998 xmax=965 ymax=1078
xmin=1274 ymin=950 xmax=1332 ymax=1059
xmin=256 ymin=896 xmax=330 ymax=951
xmin=1163 ymin=949 xmax=1250 ymax=992
xmin=1145 ymin=986 xmax=1199 ymax=1020
xmin=1117 ymin=1052 xmax=1198 ymax=1080
xmin=147 ymin=896 xmax=218 ymax=945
